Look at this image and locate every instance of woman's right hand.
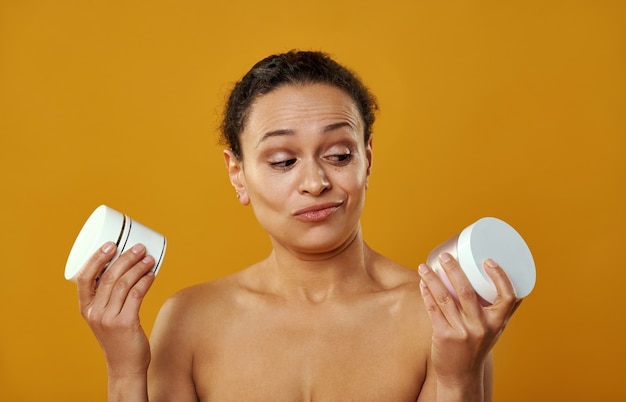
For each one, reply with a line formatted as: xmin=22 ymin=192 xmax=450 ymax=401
xmin=76 ymin=242 xmax=156 ymax=379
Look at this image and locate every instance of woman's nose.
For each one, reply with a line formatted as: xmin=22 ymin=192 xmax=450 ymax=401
xmin=298 ymin=161 xmax=330 ymax=195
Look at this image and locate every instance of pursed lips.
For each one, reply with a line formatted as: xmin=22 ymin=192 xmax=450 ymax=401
xmin=293 ymin=201 xmax=344 ymax=222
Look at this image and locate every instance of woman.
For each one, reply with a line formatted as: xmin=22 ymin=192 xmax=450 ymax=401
xmin=77 ymin=50 xmax=520 ymax=401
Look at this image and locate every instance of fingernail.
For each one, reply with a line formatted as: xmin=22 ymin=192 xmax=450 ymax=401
xmin=132 ymin=244 xmax=145 ymax=254
xmin=142 ymin=255 xmax=154 ymax=264
xmin=418 ymin=264 xmax=429 ymax=275
xmin=101 ymin=242 xmax=114 ymax=253
xmin=485 ymin=258 xmax=498 ymax=268
xmin=440 ymin=253 xmax=452 ymax=263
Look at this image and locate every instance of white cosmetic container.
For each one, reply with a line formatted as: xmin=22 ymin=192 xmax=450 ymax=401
xmin=65 ymin=205 xmax=167 ymax=282
xmin=426 ymin=217 xmax=536 ymax=305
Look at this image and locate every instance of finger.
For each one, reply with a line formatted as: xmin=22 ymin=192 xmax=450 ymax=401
xmin=419 ymin=274 xmax=451 ymax=331
xmin=483 ymin=259 xmax=518 ymax=322
xmin=90 ymin=244 xmax=148 ymax=312
xmin=510 ymin=299 xmax=523 ymax=316
xmin=77 ymin=242 xmax=117 ymax=311
xmin=102 ymin=254 xmax=156 ymax=320
xmin=117 ymin=270 xmax=156 ymax=321
xmin=418 ymin=263 xmax=461 ymax=328
xmin=438 ymin=253 xmax=483 ymax=317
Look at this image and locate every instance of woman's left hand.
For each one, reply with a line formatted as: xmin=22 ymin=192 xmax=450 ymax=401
xmin=418 ymin=252 xmax=521 ymax=388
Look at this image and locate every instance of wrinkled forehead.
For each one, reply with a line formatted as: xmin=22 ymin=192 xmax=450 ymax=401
xmin=243 ymin=83 xmax=365 ymax=138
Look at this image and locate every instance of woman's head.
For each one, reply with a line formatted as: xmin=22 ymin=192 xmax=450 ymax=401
xmin=220 ymin=50 xmax=378 ymax=159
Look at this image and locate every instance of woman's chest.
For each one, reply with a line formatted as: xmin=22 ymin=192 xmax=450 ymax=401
xmin=192 ymin=302 xmax=428 ymax=401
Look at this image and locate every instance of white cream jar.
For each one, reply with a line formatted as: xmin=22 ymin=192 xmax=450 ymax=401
xmin=65 ymin=205 xmax=167 ymax=282
xmin=426 ymin=217 xmax=536 ymax=305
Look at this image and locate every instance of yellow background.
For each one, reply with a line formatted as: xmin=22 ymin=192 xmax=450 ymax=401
xmin=1 ymin=1 xmax=624 ymax=401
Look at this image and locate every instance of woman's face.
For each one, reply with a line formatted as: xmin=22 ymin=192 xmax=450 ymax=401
xmin=224 ymin=83 xmax=372 ymax=258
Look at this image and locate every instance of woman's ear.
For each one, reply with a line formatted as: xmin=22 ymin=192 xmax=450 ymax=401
xmin=223 ymin=149 xmax=250 ymax=205
xmin=365 ymin=137 xmax=373 ymax=188
xmin=366 ymin=136 xmax=373 ymax=176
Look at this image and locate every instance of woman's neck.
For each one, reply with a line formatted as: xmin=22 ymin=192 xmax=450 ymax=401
xmin=261 ymin=226 xmax=376 ymax=303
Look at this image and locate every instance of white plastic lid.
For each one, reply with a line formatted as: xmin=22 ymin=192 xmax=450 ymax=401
xmin=456 ymin=217 xmax=536 ymax=303
xmin=64 ymin=205 xmax=125 ymax=281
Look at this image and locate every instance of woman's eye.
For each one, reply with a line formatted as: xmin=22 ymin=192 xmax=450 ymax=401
xmin=269 ymin=159 xmax=297 ymax=169
xmin=327 ymin=151 xmax=353 ymax=164
xmin=332 ymin=153 xmax=352 ymax=162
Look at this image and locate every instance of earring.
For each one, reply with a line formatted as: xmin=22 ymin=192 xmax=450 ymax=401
xmin=236 ymin=192 xmax=240 ymax=199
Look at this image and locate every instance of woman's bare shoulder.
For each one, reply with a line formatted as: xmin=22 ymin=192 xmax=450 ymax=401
xmin=365 ymin=246 xmax=422 ymax=291
xmin=158 ymin=268 xmax=255 ymax=320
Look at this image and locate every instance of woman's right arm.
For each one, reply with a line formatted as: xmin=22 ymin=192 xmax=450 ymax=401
xmin=76 ymin=242 xmax=156 ymax=402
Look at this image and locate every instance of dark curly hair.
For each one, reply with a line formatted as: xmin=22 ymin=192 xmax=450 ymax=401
xmin=220 ymin=50 xmax=378 ymax=159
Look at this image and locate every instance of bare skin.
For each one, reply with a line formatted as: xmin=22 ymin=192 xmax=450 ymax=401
xmin=150 ymin=235 xmax=428 ymax=401
xmin=77 ymin=84 xmax=519 ymax=402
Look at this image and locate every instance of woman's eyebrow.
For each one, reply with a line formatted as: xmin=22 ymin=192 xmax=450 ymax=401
xmin=256 ymin=122 xmax=356 ymax=148
xmin=323 ymin=122 xmax=354 ymax=133
xmin=256 ymin=129 xmax=294 ymax=148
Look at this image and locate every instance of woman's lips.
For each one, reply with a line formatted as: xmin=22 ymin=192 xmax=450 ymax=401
xmin=294 ymin=202 xmax=343 ymax=222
